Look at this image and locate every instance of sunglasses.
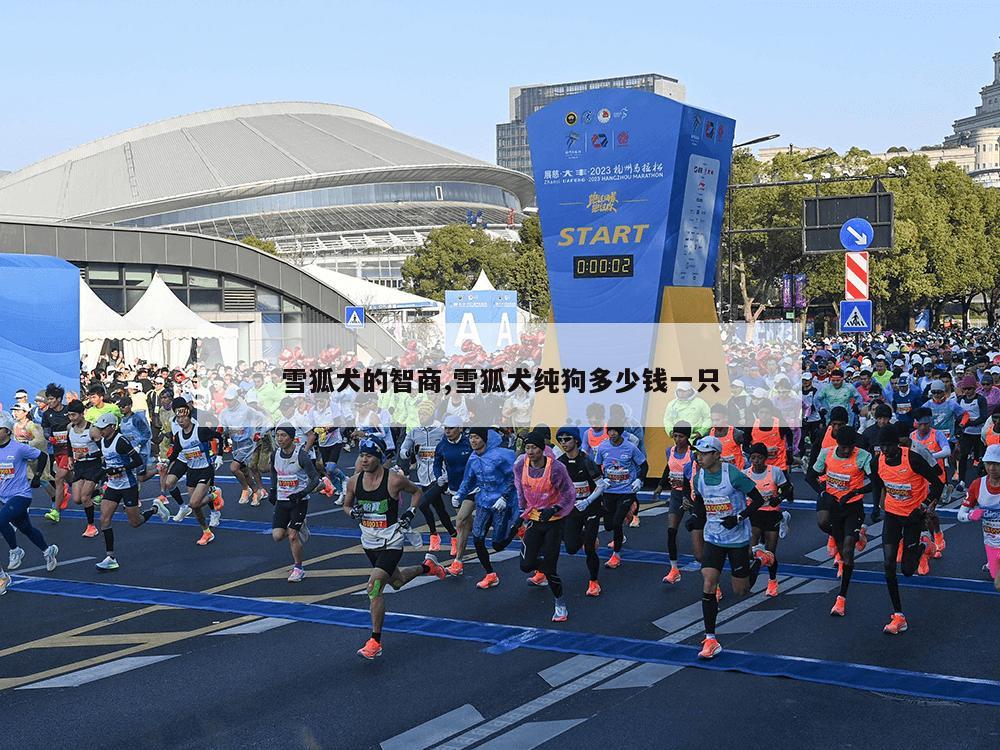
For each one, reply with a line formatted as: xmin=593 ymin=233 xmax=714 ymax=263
xmin=556 ymin=435 xmax=574 ymax=442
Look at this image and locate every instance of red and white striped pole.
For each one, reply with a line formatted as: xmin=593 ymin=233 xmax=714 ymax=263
xmin=845 ymin=251 xmax=869 ymax=300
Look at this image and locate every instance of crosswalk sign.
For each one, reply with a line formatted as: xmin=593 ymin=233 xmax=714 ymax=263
xmin=839 ymin=299 xmax=872 ymax=333
xmin=344 ymin=306 xmax=365 ymax=330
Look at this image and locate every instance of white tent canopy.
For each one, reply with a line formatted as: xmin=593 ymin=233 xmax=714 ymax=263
xmin=123 ymin=273 xmax=237 ymax=367
xmin=79 ymin=278 xmax=162 ymax=368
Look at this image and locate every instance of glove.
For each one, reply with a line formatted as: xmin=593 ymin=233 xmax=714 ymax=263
xmin=288 ymin=491 xmax=306 ymax=503
xmin=213 ymin=455 xmax=223 ymax=470
xmin=720 ymin=515 xmax=740 ymax=529
xmin=492 ymin=498 xmax=507 ymax=512
xmin=630 ymin=479 xmax=643 ymax=493
xmin=538 ymin=506 xmax=557 ymax=522
xmin=970 ymin=507 xmax=984 ymax=522
xmin=957 ymin=504 xmax=971 ymax=522
xmin=574 ymin=497 xmax=590 ymax=512
xmin=399 ymin=507 xmax=416 ymax=530
xmin=349 ymin=504 xmax=364 ymax=521
xmin=437 ymin=474 xmax=448 ymax=487
xmin=768 ymin=494 xmax=781 ymax=507
xmin=452 ymin=494 xmax=461 ymax=509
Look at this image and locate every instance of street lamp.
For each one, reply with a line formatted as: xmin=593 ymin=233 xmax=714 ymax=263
xmin=734 ymin=133 xmax=781 ymax=149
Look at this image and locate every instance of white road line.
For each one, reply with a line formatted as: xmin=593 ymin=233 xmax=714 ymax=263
xmin=307 ymin=508 xmax=342 ymax=517
xmin=474 ymin=719 xmax=586 ymax=750
xmin=209 ymin=617 xmax=294 ymax=636
xmin=17 ymin=655 xmax=180 ymax=689
xmin=14 ymin=556 xmax=94 ymax=574
xmin=381 ymin=704 xmax=485 ymax=750
xmin=538 ymin=655 xmax=611 ymax=688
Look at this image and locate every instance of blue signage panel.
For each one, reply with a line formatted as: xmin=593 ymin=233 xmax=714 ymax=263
xmin=344 ymin=306 xmax=365 ymax=329
xmin=445 ymin=290 xmax=518 ymax=356
xmin=840 ymin=218 xmax=874 ymax=251
xmin=526 ymin=89 xmax=735 ymax=324
xmin=840 ymin=299 xmax=872 ymax=333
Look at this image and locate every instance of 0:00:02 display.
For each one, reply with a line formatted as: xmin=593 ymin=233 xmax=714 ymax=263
xmin=572 ymin=254 xmax=634 ymax=278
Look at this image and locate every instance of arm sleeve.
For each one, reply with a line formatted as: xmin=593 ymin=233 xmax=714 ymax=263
xmin=116 ymin=437 xmax=145 ymax=471
xmin=297 ymin=450 xmax=321 ymax=496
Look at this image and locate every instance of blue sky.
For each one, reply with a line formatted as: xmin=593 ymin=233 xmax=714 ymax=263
xmin=1 ymin=0 xmax=996 ymax=171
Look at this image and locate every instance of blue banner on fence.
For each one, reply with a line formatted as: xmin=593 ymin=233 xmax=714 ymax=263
xmin=444 ymin=290 xmax=519 ymax=356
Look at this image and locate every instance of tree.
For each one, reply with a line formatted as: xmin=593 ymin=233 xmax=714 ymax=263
xmin=234 ymin=235 xmax=278 ymax=256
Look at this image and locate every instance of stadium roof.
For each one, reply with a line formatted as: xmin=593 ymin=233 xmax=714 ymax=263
xmin=0 ymin=102 xmax=533 ymax=223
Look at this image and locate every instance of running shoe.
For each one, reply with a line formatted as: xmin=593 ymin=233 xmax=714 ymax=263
xmin=826 ymin=536 xmax=837 ymax=557
xmin=357 ymin=638 xmax=382 ymax=659
xmin=753 ymin=546 xmax=775 ymax=568
xmin=698 ymin=637 xmax=722 ymax=659
xmin=60 ymin=484 xmax=70 ymax=510
xmin=44 ymin=508 xmax=60 ymax=523
xmin=287 ymin=566 xmax=305 ymax=582
xmin=896 ymin=542 xmax=903 ymax=563
xmin=320 ymin=477 xmax=335 ymax=497
xmin=953 ymin=481 xmax=967 ymax=498
xmin=258 ymin=488 xmax=269 ymax=503
xmin=8 ymin=547 xmax=25 ymax=571
xmin=250 ymin=489 xmax=261 ymax=506
xmin=663 ymin=567 xmax=681 ymax=584
xmin=527 ymin=571 xmax=548 ymax=586
xmin=196 ymin=530 xmax=215 ymax=546
xmin=238 ymin=489 xmax=251 ymax=505
xmin=208 ymin=510 xmax=222 ymax=528
xmin=830 ymin=595 xmax=846 ymax=616
xmin=405 ymin=529 xmax=423 ymax=548
xmin=476 ymin=572 xmax=499 ymax=589
xmin=605 ymin=553 xmax=622 ymax=569
xmin=95 ymin=555 xmax=119 ymax=571
xmin=447 ymin=559 xmax=464 ymax=577
xmin=551 ymin=603 xmax=568 ymax=622
xmin=152 ymin=498 xmax=170 ymax=522
xmin=766 ymin=579 xmax=779 ymax=597
xmin=82 ymin=524 xmax=99 ymax=538
xmin=586 ymin=580 xmax=602 ymax=597
xmin=42 ymin=544 xmax=58 ymax=572
xmin=334 ymin=496 xmax=344 ymax=506
xmin=856 ymin=525 xmax=868 ymax=552
xmin=173 ymin=505 xmax=193 ymax=523
xmin=716 ymin=586 xmax=723 ymax=602
xmin=450 ymin=535 xmax=459 ymax=557
xmin=917 ymin=538 xmax=931 ymax=576
xmin=883 ymin=613 xmax=908 ymax=634
xmin=933 ymin=532 xmax=946 ymax=558
xmin=778 ymin=510 xmax=791 ymax=540
xmin=428 ymin=534 xmax=442 ymax=552
xmin=423 ymin=554 xmax=446 ymax=580
xmin=298 ymin=521 xmax=310 ymax=545
xmin=629 ymin=514 xmax=640 ymax=528
xmin=0 ymin=570 xmax=9 ymax=596
xmin=211 ymin=488 xmax=224 ymax=511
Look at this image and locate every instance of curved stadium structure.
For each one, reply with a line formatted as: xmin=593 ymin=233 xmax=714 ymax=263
xmin=0 ymin=102 xmax=534 ymax=287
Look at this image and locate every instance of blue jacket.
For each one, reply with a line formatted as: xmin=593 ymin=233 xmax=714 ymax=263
xmin=120 ymin=410 xmax=152 ymax=457
xmin=455 ymin=430 xmax=516 ymax=508
xmin=434 ymin=432 xmax=474 ymax=493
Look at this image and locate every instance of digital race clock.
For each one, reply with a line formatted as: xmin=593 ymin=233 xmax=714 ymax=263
xmin=572 ymin=254 xmax=634 ymax=279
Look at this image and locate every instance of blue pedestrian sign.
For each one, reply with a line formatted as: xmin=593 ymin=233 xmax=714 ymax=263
xmin=344 ymin=306 xmax=365 ymax=330
xmin=840 ymin=299 xmax=872 ymax=333
xmin=840 ymin=217 xmax=874 ymax=250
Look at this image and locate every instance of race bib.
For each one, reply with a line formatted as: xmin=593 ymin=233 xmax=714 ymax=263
xmin=704 ymin=500 xmax=733 ymax=517
xmin=573 ymin=481 xmax=590 ymax=498
xmin=182 ymin=448 xmax=204 ymax=462
xmin=72 ymin=445 xmax=92 ymax=459
xmin=884 ymin=481 xmax=912 ymax=500
xmin=53 ymin=431 xmax=69 ymax=444
xmin=418 ymin=447 xmax=435 ymax=461
xmin=277 ymin=478 xmax=299 ymax=491
xmin=0 ymin=462 xmax=13 ymax=478
xmin=826 ymin=471 xmax=850 ymax=492
xmin=669 ymin=471 xmax=685 ymax=490
xmin=767 ymin=445 xmax=778 ymax=458
xmin=607 ymin=468 xmax=629 ymax=483
xmin=897 ymin=403 xmax=911 ymax=414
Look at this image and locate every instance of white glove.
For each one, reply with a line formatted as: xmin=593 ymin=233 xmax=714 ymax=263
xmin=492 ymin=498 xmax=507 ymax=512
xmin=437 ymin=474 xmax=448 ymax=487
xmin=574 ymin=497 xmax=591 ymax=512
xmin=399 ymin=446 xmax=410 ymax=460
xmin=452 ymin=494 xmax=461 ymax=509
xmin=630 ymin=478 xmax=643 ymax=493
xmin=213 ymin=455 xmax=223 ymax=470
xmin=957 ymin=504 xmax=971 ymax=522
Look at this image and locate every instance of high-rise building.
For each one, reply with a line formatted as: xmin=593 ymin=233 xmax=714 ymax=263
xmin=496 ymin=74 xmax=685 ymax=178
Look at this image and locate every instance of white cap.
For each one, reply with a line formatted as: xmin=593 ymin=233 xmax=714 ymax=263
xmin=930 ymin=379 xmax=946 ymax=392
xmin=990 ymin=366 xmax=1000 ymax=375
xmin=154 ymin=377 xmax=165 ymax=384
xmin=802 ymin=372 xmax=813 ymax=381
xmin=984 ymin=444 xmax=1000 ymax=464
xmin=752 ymin=387 xmax=769 ymax=399
xmin=224 ymin=386 xmax=240 ymax=400
xmin=731 ymin=379 xmax=745 ymax=388
xmin=694 ymin=436 xmax=723 ymax=453
xmin=675 ymin=381 xmax=693 ymax=393
xmin=93 ymin=412 xmax=118 ymax=429
xmin=0 ymin=412 xmax=13 ymax=431
xmin=442 ymin=414 xmax=462 ymax=428
xmin=892 ymin=359 xmax=904 ymax=367
xmin=128 ymin=381 xmax=141 ymax=390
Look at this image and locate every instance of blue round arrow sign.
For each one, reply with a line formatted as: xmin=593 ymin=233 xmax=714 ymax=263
xmin=840 ymin=217 xmax=873 ymax=250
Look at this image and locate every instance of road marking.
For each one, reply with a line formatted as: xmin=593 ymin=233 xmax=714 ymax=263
xmin=717 ymin=609 xmax=793 ymax=634
xmin=472 ymin=719 xmax=586 ymax=750
xmin=381 ymin=704 xmax=485 ymax=750
xmin=17 ymin=655 xmax=179 ymax=689
xmin=307 ymin=508 xmax=342 ymax=517
xmin=209 ymin=617 xmax=294 ymax=636
xmin=14 ymin=556 xmax=94 ymax=574
xmin=538 ymin=655 xmax=611 ymax=687
xmin=785 ymin=578 xmax=840 ymax=595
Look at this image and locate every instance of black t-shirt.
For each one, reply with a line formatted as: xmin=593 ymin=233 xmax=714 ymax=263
xmin=558 ymin=452 xmax=601 ymax=495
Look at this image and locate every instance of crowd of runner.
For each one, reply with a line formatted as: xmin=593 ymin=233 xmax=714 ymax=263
xmin=1 ymin=330 xmax=999 ymax=661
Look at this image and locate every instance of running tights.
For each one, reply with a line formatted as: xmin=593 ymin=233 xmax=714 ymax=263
xmin=520 ymin=518 xmax=565 ymax=598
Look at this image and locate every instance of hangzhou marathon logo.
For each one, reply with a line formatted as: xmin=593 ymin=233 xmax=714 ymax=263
xmin=587 ymin=191 xmax=619 ymax=213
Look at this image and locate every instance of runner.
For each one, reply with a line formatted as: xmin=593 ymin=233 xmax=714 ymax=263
xmin=513 ymin=429 xmax=576 ymax=621
xmin=582 ymin=403 xmax=609 ymax=456
xmin=313 ymin=392 xmax=347 ymax=502
xmin=874 ymin=424 xmax=944 ymax=634
xmin=653 ymin=423 xmax=697 ymax=584
xmin=92 ymin=412 xmax=170 ymax=571
xmin=955 ymin=375 xmax=988 ymax=496
xmin=709 ymin=406 xmax=746 ymax=469
xmin=555 ymin=425 xmax=607 ymax=596
xmin=0 ymin=412 xmax=59 ymax=576
xmin=219 ymin=386 xmax=266 ymax=504
xmin=10 ymin=403 xmax=59 ymax=521
xmin=957 ymin=442 xmax=1000 ymax=591
xmin=745 ymin=441 xmax=794 ymax=596
xmin=41 ymin=383 xmax=72 ymax=522
xmin=594 ymin=425 xmax=647 ymax=569
xmin=451 ymin=427 xmax=518 ymax=589
xmin=270 ymin=423 xmax=320 ymax=581
xmin=690 ymin=436 xmax=770 ymax=659
xmin=400 ymin=402 xmax=457 ymax=552
xmin=117 ymin=395 xmax=154 ymax=481
xmin=435 ymin=415 xmax=475 ymax=576
xmin=343 ymin=437 xmax=445 ymax=659
xmin=811 ymin=426 xmax=872 ymax=615
xmin=163 ymin=398 xmax=222 ymax=544
xmin=66 ymin=400 xmax=103 ymax=537
xmin=84 ymin=383 xmax=122 ymax=425
xmin=909 ymin=407 xmax=951 ymax=557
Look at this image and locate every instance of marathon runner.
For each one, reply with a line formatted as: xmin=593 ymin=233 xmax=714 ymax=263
xmin=270 ymin=424 xmax=320 ymax=581
xmin=555 ymin=425 xmax=607 ymax=596
xmin=594 ymin=425 xmax=647 ymax=569
xmin=343 ymin=437 xmax=445 ymax=659
xmin=909 ymin=407 xmax=952 ymax=557
xmin=957 ymin=443 xmax=1000 ymax=591
xmin=40 ymin=383 xmax=72 ymax=522
xmin=435 ymin=416 xmax=475 ymax=576
xmin=117 ymin=395 xmax=154 ymax=481
xmin=65 ymin=400 xmax=103 ymax=537
xmin=690 ymin=436 xmax=770 ymax=659
xmin=955 ymin=375 xmax=988 ymax=496
xmin=219 ymin=386 xmax=267 ymax=505
xmin=653 ymin=423 xmax=697 ymax=584
xmin=745 ymin=441 xmax=794 ymax=597
xmin=399 ymin=402 xmax=457 ymax=552
xmin=0 ymin=411 xmax=59 ymax=581
xmin=313 ymin=392 xmax=347 ymax=502
xmin=92 ymin=412 xmax=170 ymax=571
xmin=163 ymin=398 xmax=222 ymax=544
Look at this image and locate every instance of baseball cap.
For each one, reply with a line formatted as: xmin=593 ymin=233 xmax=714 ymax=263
xmin=675 ymin=381 xmax=694 ymax=393
xmin=693 ymin=436 xmax=723 ymax=453
xmin=93 ymin=412 xmax=118 ymax=429
xmin=731 ymin=379 xmax=745 ymax=388
xmin=128 ymin=381 xmax=141 ymax=390
xmin=0 ymin=412 xmax=13 ymax=431
xmin=897 ymin=374 xmax=910 ymax=386
xmin=442 ymin=414 xmax=462 ymax=429
xmin=752 ymin=387 xmax=769 ymax=399
xmin=930 ymin=379 xmax=946 ymax=392
xmin=224 ymin=386 xmax=240 ymax=400
xmin=802 ymin=372 xmax=813 ymax=381
xmin=984 ymin=444 xmax=1000 ymax=464
xmin=10 ymin=402 xmax=27 ymax=413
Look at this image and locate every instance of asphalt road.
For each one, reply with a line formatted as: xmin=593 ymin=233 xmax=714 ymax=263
xmin=3 ymin=468 xmax=998 ymax=750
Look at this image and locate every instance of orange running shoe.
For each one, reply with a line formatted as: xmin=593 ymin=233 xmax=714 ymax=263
xmin=917 ymin=547 xmax=931 ymax=576
xmin=428 ymin=534 xmax=442 ymax=552
xmin=605 ymin=553 xmax=621 ymax=569
xmin=663 ymin=567 xmax=681 ymax=584
xmin=82 ymin=524 xmax=99 ymax=538
xmin=830 ymin=595 xmax=846 ymax=617
xmin=883 ymin=613 xmax=908 ymax=634
xmin=766 ymin=579 xmax=779 ymax=597
xmin=422 ymin=554 xmax=446 ymax=580
xmin=836 ymin=561 xmax=843 ymax=579
xmin=447 ymin=560 xmax=464 ymax=577
xmin=211 ymin=488 xmax=224 ymax=511
xmin=855 ymin=525 xmax=868 ymax=552
xmin=716 ymin=586 xmax=723 ymax=602
xmin=827 ymin=536 xmax=837 ymax=556
xmin=320 ymin=477 xmax=335 ymax=497
xmin=933 ymin=532 xmax=945 ymax=556
xmin=357 ymin=638 xmax=382 ymax=659
xmin=197 ymin=529 xmax=215 ymax=546
xmin=238 ymin=489 xmax=251 ymax=505
xmin=754 ymin=547 xmax=775 ymax=567
xmin=527 ymin=571 xmax=548 ymax=586
xmin=896 ymin=542 xmax=903 ymax=563
xmin=586 ymin=580 xmax=602 ymax=597
xmin=476 ymin=572 xmax=499 ymax=589
xmin=698 ymin=637 xmax=722 ymax=659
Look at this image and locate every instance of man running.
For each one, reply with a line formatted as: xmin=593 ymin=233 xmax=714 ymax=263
xmin=343 ymin=437 xmax=445 ymax=659
xmin=957 ymin=443 xmax=1000 ymax=591
xmin=40 ymin=383 xmax=72 ymax=521
xmin=92 ymin=412 xmax=170 ymax=571
xmin=653 ymin=423 xmax=697 ymax=584
xmin=219 ymin=386 xmax=266 ymax=504
xmin=270 ymin=424 xmax=321 ymax=581
xmin=400 ymin=402 xmax=457 ymax=552
xmin=910 ymin=407 xmax=951 ymax=557
xmin=555 ymin=425 xmax=607 ymax=596
xmin=66 ymin=399 xmax=103 ymax=537
xmin=691 ymin=436 xmax=770 ymax=659
xmin=745 ymin=441 xmax=794 ymax=596
xmin=594 ymin=425 xmax=647 ymax=569
xmin=435 ymin=416 xmax=475 ymax=576
xmin=163 ymin=398 xmax=222 ymax=544
xmin=0 ymin=412 xmax=59 ymax=578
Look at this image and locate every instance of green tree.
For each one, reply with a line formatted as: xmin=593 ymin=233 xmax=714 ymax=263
xmin=234 ymin=235 xmax=278 ymax=256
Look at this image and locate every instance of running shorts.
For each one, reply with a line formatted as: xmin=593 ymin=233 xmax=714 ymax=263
xmin=749 ymin=509 xmax=781 ymax=533
xmin=103 ymin=486 xmax=140 ymax=508
xmin=272 ymin=499 xmax=309 ymax=531
xmin=702 ymin=541 xmax=751 ymax=577
xmin=73 ymin=459 xmax=103 ymax=484
xmin=365 ymin=547 xmax=404 ymax=575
